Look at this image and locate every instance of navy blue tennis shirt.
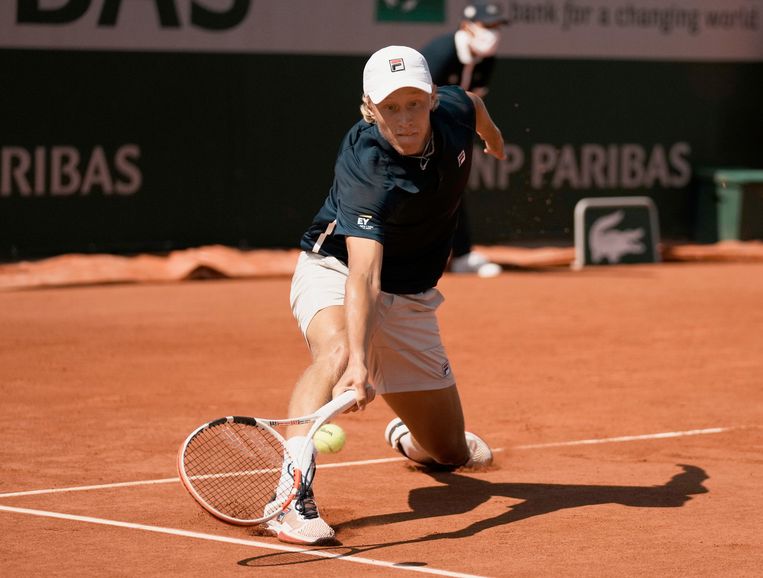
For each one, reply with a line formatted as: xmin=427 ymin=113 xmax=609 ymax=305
xmin=300 ymin=86 xmax=476 ymax=294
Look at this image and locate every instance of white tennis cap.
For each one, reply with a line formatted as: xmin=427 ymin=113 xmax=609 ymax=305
xmin=363 ymin=45 xmax=433 ymax=104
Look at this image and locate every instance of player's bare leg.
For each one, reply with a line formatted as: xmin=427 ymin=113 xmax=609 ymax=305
xmin=382 ymin=386 xmax=492 ymax=468
xmin=267 ymin=305 xmax=347 ymax=545
xmin=286 ymin=305 xmax=347 ymax=438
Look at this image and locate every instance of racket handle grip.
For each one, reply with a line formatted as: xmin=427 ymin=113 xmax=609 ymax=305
xmin=318 ymin=388 xmax=360 ymax=419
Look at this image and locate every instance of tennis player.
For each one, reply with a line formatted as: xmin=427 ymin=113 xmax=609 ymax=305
xmin=267 ymin=45 xmax=504 ymax=545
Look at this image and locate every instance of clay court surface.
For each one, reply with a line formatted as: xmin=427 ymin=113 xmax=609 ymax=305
xmin=1 ymin=255 xmax=762 ymax=576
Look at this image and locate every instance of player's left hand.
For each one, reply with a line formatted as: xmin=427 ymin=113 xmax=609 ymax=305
xmin=483 ymin=135 xmax=506 ymax=160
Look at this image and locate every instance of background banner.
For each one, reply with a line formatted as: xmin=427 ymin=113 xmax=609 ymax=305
xmin=1 ymin=0 xmax=761 ymax=60
xmin=1 ymin=1 xmax=762 ymax=259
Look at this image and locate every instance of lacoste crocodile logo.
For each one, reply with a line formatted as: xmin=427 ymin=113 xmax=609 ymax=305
xmin=589 ymin=210 xmax=645 ymax=264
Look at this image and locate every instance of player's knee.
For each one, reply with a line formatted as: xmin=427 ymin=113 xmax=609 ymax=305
xmin=429 ymin=445 xmax=470 ymax=468
xmin=314 ymin=339 xmax=349 ymax=372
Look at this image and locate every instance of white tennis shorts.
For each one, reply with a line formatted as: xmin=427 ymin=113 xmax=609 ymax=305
xmin=290 ymin=251 xmax=456 ymax=394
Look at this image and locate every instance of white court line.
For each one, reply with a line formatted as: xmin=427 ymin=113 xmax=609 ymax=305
xmin=0 ymin=426 xmax=739 ymax=499
xmin=0 ymin=458 xmax=408 ymax=499
xmin=0 ymin=426 xmax=743 ymax=577
xmin=0 ymin=505 xmax=487 ymax=578
xmin=513 ymin=426 xmax=736 ymax=449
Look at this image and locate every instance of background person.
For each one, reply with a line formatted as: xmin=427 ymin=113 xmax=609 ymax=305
xmin=420 ymin=2 xmax=509 ymax=277
xmin=267 ymin=45 xmax=504 ymax=545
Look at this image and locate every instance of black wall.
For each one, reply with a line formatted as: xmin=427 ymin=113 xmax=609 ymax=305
xmin=1 ymin=49 xmax=761 ymax=259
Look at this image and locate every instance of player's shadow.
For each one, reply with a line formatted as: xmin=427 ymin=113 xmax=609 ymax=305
xmin=336 ymin=463 xmax=708 ymax=538
xmin=238 ymin=465 xmax=708 ymax=568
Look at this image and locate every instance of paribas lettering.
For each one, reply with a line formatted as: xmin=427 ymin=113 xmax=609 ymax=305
xmin=16 ymin=0 xmax=250 ymax=30
xmin=470 ymin=142 xmax=692 ymax=191
xmin=1 ymin=145 xmax=142 ymax=197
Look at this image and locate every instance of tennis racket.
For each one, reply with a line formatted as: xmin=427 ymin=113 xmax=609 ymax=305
xmin=177 ymin=389 xmax=357 ymax=525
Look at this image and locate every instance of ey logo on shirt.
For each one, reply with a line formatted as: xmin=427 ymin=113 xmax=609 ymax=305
xmin=357 ymin=214 xmax=374 ymax=230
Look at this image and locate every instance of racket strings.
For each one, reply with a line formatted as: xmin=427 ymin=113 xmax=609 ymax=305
xmin=183 ymin=422 xmax=294 ymax=521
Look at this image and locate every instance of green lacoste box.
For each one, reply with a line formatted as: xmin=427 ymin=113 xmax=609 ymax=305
xmin=376 ymin=0 xmax=445 ymax=23
xmin=573 ymin=197 xmax=661 ymax=268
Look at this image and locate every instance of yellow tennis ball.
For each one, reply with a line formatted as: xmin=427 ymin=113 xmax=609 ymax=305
xmin=313 ymin=423 xmax=346 ymax=454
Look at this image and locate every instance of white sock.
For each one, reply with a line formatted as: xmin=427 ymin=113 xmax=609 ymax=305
xmin=398 ymin=432 xmax=436 ymax=465
xmin=282 ymin=436 xmax=317 ymax=487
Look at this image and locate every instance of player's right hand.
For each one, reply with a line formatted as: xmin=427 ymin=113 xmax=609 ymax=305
xmin=333 ymin=363 xmax=375 ymax=412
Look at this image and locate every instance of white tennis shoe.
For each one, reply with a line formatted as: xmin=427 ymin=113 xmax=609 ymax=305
xmin=264 ymin=487 xmax=335 ymax=545
xmin=384 ymin=417 xmax=493 ymax=467
xmin=384 ymin=417 xmax=411 ymax=455
xmin=463 ymin=431 xmax=494 ymax=467
xmin=450 ymin=251 xmax=502 ymax=278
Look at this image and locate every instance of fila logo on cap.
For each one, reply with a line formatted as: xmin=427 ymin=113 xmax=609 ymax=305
xmin=389 ymin=58 xmax=405 ymax=72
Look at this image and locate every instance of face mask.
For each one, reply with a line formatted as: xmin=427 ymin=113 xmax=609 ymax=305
xmin=468 ymin=25 xmax=500 ymax=57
